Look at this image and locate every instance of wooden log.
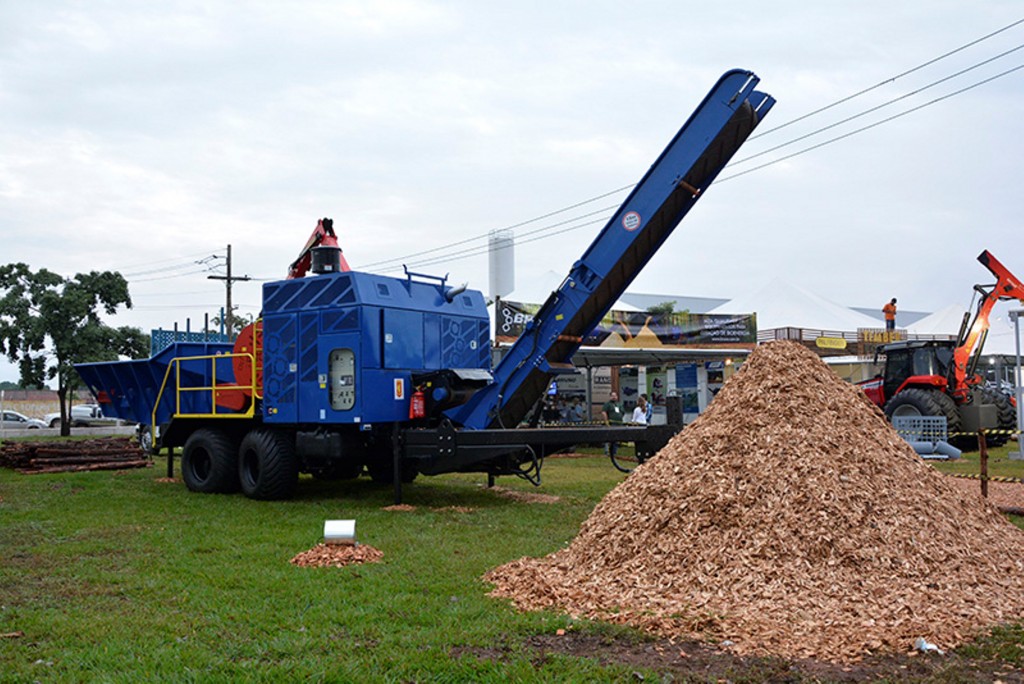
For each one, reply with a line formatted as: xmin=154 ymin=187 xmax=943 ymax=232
xmin=19 ymin=460 xmax=151 ymax=474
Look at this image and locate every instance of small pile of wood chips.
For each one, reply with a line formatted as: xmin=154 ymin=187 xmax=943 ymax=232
xmin=0 ymin=437 xmax=149 ymax=474
xmin=290 ymin=543 xmax=383 ymax=568
xmin=485 ymin=341 xmax=1024 ymax=662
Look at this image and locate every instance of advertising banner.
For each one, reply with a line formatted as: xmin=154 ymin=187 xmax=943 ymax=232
xmin=495 ymin=299 xmax=756 ymax=348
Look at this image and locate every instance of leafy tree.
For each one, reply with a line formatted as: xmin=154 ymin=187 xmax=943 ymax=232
xmin=0 ymin=380 xmax=24 ymax=390
xmin=0 ymin=264 xmax=149 ymax=435
xmin=646 ymin=301 xmax=677 ymax=316
xmin=210 ymin=306 xmax=255 ymax=338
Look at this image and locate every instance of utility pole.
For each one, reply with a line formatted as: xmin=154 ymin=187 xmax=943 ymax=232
xmin=208 ymin=244 xmax=251 ymax=339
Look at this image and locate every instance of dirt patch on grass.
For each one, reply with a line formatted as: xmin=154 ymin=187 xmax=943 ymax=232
xmin=382 ymin=504 xmax=416 ymax=512
xmin=487 ymin=486 xmax=561 ymax=504
xmin=454 ymin=633 xmax=1024 ymax=682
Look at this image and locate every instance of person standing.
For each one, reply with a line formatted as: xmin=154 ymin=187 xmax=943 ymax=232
xmin=883 ymin=298 xmax=897 ymax=331
xmin=640 ymin=393 xmax=653 ymax=423
xmin=631 ymin=396 xmax=649 ymax=424
xmin=601 ymin=391 xmax=624 ymax=456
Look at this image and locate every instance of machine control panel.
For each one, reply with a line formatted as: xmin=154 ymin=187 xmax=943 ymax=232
xmin=329 ymin=348 xmax=356 ymax=410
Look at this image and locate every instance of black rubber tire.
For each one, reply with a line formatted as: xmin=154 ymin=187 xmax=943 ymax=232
xmin=978 ymin=388 xmax=1015 ymax=447
xmin=49 ymin=419 xmax=60 ymax=428
xmin=181 ymin=428 xmax=241 ymax=494
xmin=884 ymin=388 xmax=953 ymax=425
xmin=238 ymin=429 xmax=298 ymax=500
xmin=929 ymin=390 xmax=963 ymax=435
xmin=138 ymin=425 xmax=154 ymax=453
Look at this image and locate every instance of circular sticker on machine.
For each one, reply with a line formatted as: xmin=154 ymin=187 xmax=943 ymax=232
xmin=622 ymin=211 xmax=642 ymax=231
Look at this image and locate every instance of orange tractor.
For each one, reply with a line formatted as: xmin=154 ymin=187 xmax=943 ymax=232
xmin=860 ymin=250 xmax=1023 ymax=446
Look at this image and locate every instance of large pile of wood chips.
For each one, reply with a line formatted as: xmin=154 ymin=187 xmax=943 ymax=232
xmin=485 ymin=340 xmax=1024 ymax=662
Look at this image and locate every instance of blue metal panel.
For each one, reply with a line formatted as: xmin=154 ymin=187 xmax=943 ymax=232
xmin=296 ymin=312 xmax=321 ymax=423
xmin=360 ymin=369 xmax=412 ymax=422
xmin=262 ymin=273 xmax=357 ymax=315
xmin=383 ymin=309 xmax=425 ymax=369
xmin=76 ymin=341 xmax=235 ymax=426
xmin=262 ymin=314 xmax=298 ymax=423
xmin=361 ymin=307 xmax=383 ymax=370
xmin=440 ymin=316 xmax=486 ymax=369
xmin=424 ymin=314 xmax=442 ymax=368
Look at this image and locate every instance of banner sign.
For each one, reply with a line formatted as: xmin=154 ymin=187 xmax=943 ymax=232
xmin=495 ymin=300 xmax=756 ymax=347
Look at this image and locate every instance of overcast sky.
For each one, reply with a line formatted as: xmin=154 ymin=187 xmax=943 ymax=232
xmin=2 ymin=1 xmax=1023 ymax=384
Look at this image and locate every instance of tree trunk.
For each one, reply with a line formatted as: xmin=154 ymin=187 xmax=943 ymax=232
xmin=57 ymin=383 xmax=70 ymax=437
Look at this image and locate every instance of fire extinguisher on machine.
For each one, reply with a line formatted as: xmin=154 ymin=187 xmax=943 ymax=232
xmin=409 ymin=387 xmax=426 ymax=419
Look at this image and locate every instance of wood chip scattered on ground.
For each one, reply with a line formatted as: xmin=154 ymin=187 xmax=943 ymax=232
xmin=382 ymin=504 xmax=416 ymax=512
xmin=0 ymin=437 xmax=149 ymax=474
xmin=947 ymin=476 xmax=1024 ymax=514
xmin=485 ymin=340 xmax=1024 ymax=663
xmin=487 ymin=486 xmax=561 ymax=504
xmin=290 ymin=543 xmax=383 ymax=568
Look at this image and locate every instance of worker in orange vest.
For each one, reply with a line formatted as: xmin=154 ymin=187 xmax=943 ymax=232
xmin=882 ymin=298 xmax=897 ymax=331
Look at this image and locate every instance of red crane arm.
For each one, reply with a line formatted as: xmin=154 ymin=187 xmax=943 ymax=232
xmin=951 ymin=250 xmax=1024 ymax=399
xmin=287 ymin=218 xmax=351 ymax=279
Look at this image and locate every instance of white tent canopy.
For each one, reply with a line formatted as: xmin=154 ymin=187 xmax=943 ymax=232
xmin=909 ymin=302 xmax=1022 ymax=356
xmin=906 ymin=303 xmax=965 ymax=336
xmin=707 ymin=278 xmax=881 ymax=332
xmin=499 ymin=270 xmax=642 ymax=311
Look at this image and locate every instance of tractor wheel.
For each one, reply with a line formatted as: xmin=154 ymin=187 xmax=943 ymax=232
xmin=978 ymin=388 xmax=1016 ymax=447
xmin=930 ymin=390 xmax=963 ymax=435
xmin=884 ymin=388 xmax=964 ymax=446
xmin=238 ymin=429 xmax=298 ymax=500
xmin=181 ymin=428 xmax=241 ymax=494
xmin=884 ymin=388 xmax=947 ymax=423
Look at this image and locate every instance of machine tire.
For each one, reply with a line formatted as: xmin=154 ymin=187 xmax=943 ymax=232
xmin=978 ymin=388 xmax=1015 ymax=447
xmin=884 ymin=388 xmax=963 ymax=439
xmin=181 ymin=428 xmax=241 ymax=494
xmin=238 ymin=429 xmax=298 ymax=500
xmin=138 ymin=425 xmax=155 ymax=453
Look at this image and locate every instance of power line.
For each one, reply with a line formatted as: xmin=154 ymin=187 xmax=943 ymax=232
xmin=359 ymin=185 xmax=631 ymax=271
xmin=718 ymin=63 xmax=1024 ymax=183
xmin=731 ymin=42 xmax=1024 ymax=167
xmin=353 ymin=18 xmax=1024 ymax=273
xmin=750 ymin=16 xmax=1024 ymax=139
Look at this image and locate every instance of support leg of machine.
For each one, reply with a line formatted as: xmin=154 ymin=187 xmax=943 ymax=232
xmin=392 ymin=424 xmax=403 ymax=505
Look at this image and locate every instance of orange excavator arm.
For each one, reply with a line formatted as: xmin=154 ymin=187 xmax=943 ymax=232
xmin=951 ymin=250 xmax=1024 ymax=400
xmin=287 ymin=217 xmax=351 ymax=279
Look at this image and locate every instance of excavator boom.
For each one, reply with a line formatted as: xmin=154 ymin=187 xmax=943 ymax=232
xmin=952 ymin=250 xmax=1024 ymax=400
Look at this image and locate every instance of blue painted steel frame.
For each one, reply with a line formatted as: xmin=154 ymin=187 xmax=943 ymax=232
xmin=447 ymin=69 xmax=775 ymax=430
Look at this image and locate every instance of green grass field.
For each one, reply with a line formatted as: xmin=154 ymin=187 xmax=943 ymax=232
xmin=2 ymin=439 xmax=1024 ymax=682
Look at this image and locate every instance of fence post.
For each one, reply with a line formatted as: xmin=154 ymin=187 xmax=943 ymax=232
xmin=979 ymin=430 xmax=989 ymax=499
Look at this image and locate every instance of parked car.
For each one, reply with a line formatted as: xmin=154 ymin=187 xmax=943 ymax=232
xmin=43 ymin=404 xmax=120 ymax=428
xmin=1 ymin=410 xmax=46 ymax=429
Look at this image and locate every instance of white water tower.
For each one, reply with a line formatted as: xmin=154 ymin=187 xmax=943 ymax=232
xmin=488 ymin=229 xmax=515 ymax=301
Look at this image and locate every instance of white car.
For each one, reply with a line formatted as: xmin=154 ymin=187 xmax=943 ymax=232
xmin=1 ymin=410 xmax=46 ymax=429
xmin=43 ymin=404 xmax=119 ymax=428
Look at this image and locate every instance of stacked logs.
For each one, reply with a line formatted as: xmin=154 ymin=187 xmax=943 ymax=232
xmin=0 ymin=437 xmax=148 ymax=474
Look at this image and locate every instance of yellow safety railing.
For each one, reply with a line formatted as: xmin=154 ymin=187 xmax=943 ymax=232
xmin=152 ymin=352 xmax=256 ymax=429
